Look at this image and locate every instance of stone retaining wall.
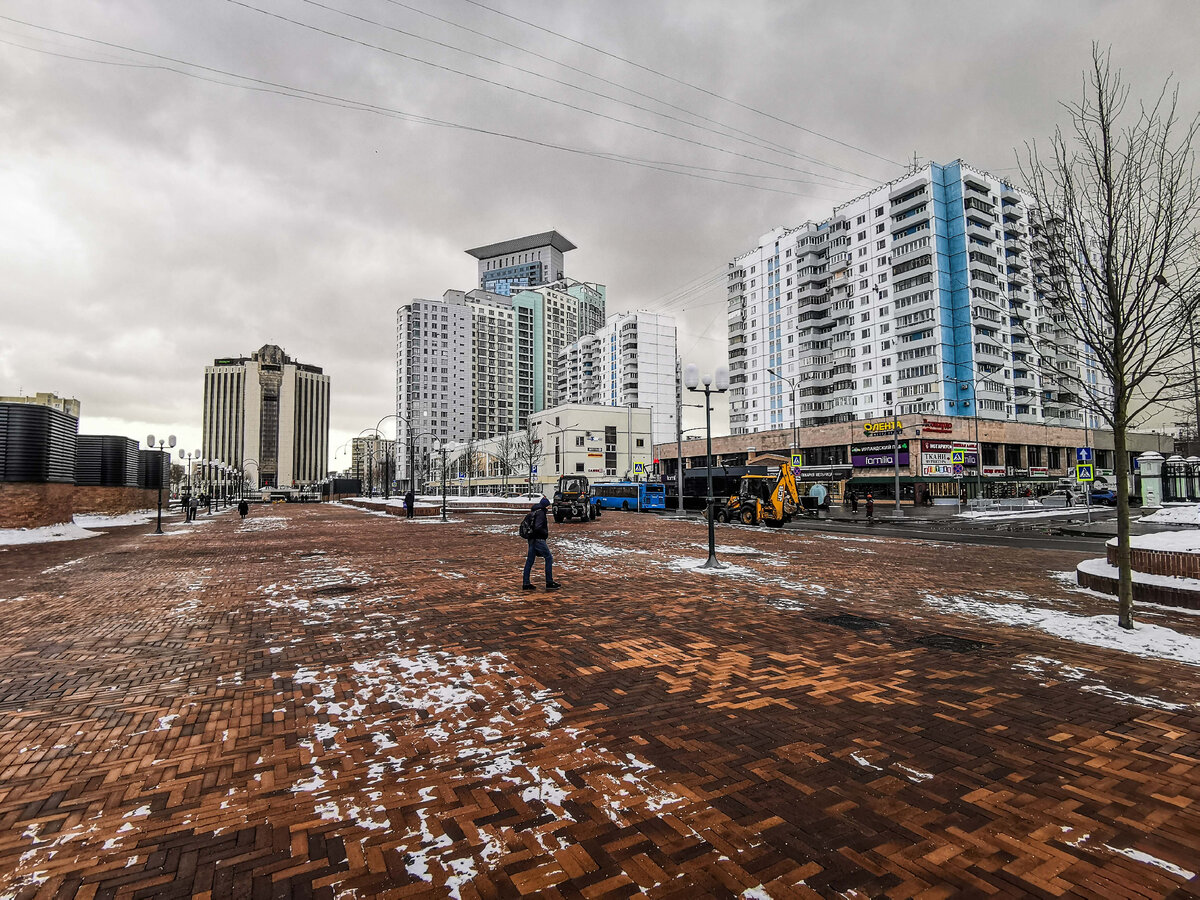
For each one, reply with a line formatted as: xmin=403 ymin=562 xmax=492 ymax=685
xmin=1078 ymin=565 xmax=1200 ymax=611
xmin=73 ymin=486 xmax=160 ymax=516
xmin=345 ymin=499 xmax=441 ymax=518
xmin=1107 ymin=544 xmax=1200 ymax=578
xmin=0 ymin=482 xmax=75 ymax=528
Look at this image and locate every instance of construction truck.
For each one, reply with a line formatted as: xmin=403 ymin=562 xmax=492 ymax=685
xmin=715 ymin=463 xmax=800 ymax=527
xmin=552 ymin=475 xmax=600 ymax=523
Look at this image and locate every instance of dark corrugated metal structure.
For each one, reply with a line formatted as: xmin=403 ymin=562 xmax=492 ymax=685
xmin=75 ymin=436 xmax=141 ymax=487
xmin=137 ymin=450 xmax=169 ymax=490
xmin=0 ymin=403 xmax=78 ymax=483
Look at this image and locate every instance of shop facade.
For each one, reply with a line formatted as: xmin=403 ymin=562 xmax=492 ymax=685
xmin=654 ymin=415 xmax=1174 ymax=507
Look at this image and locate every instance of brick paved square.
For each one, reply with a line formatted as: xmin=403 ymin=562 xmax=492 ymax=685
xmin=1 ymin=504 xmax=1197 ymax=898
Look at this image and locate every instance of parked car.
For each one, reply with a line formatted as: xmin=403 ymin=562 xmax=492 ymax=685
xmin=1088 ymin=488 xmax=1118 ymax=506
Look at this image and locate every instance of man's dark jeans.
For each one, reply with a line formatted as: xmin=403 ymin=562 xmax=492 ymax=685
xmin=523 ymin=539 xmax=554 ymax=586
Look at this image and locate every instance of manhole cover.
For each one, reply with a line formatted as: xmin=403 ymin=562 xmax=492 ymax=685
xmin=913 ymin=633 xmax=989 ymax=653
xmin=819 ymin=614 xmax=885 ymax=631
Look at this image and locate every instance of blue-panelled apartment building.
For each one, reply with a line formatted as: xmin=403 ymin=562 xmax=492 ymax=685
xmin=726 ymin=159 xmax=1108 ymax=436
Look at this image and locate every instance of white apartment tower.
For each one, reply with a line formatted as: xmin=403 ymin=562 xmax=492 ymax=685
xmin=558 ymin=311 xmax=678 ymax=445
xmin=727 ymin=159 xmax=1103 ymax=436
xmin=202 ymin=344 xmax=330 ymax=487
xmin=396 ymin=233 xmax=606 ymax=486
xmin=395 ymin=297 xmax=472 ymax=487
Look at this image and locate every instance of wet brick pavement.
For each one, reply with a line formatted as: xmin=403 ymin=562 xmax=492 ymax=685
xmin=0 ymin=503 xmax=1197 ymax=899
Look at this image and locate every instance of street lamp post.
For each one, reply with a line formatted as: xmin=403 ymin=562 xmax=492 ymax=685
xmin=767 ymin=367 xmax=799 ymax=458
xmin=892 ymin=407 xmax=903 ymax=518
xmin=684 ymin=363 xmax=728 ymax=569
xmin=178 ymin=448 xmax=201 ymax=504
xmin=146 ymin=433 xmax=177 ymax=534
xmin=433 ymin=439 xmax=449 ymax=521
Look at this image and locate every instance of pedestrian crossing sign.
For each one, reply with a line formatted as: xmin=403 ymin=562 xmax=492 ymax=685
xmin=1076 ymin=462 xmax=1094 ymax=482
xmin=633 ymin=462 xmax=645 ymax=474
xmin=791 ymin=453 xmax=803 ymax=468
xmin=951 ymin=449 xmax=965 ymax=464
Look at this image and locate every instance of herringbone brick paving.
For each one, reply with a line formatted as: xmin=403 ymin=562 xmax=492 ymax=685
xmin=0 ymin=504 xmax=1197 ymax=898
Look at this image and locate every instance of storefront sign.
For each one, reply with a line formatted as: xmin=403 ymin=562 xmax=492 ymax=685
xmin=862 ymin=419 xmax=903 ymax=436
xmin=851 ymin=440 xmax=909 ymax=468
xmin=983 ymin=466 xmax=1006 ymax=477
xmin=920 ymin=420 xmax=953 ymax=434
xmin=1029 ymin=466 xmax=1049 ymax=476
xmin=922 ymin=463 xmax=956 ymax=476
xmin=922 ymin=440 xmax=977 ymax=468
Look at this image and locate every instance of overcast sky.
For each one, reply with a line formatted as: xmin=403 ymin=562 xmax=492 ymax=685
xmin=3 ymin=0 xmax=1198 ymax=467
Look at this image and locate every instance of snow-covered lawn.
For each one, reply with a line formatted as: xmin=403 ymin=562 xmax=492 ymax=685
xmin=73 ymin=510 xmax=158 ymax=528
xmin=0 ymin=522 xmax=101 ymax=546
xmin=1077 ymin=558 xmax=1200 ymax=594
xmin=957 ymin=506 xmax=1100 ymax=522
xmin=1140 ymin=504 xmax=1200 ymax=526
xmin=1117 ymin=530 xmax=1200 ymax=553
xmin=922 ymin=592 xmax=1200 ymax=667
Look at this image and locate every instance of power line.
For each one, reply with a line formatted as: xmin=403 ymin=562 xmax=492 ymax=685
xmin=457 ymin=0 xmax=908 ymax=170
xmin=0 ymin=22 xmax=845 ymax=199
xmin=225 ymin=0 xmax=867 ymax=186
xmin=360 ymin=0 xmax=882 ymax=184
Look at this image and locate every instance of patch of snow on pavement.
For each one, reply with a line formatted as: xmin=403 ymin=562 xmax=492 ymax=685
xmin=238 ymin=516 xmax=288 ymax=532
xmin=668 ymin=557 xmax=760 ymax=579
xmin=556 ymin=538 xmax=646 ymax=558
xmin=1102 ymin=844 xmax=1195 ymax=880
xmin=922 ymin=593 xmax=1200 ymax=666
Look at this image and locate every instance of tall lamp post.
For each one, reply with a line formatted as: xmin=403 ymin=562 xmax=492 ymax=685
xmin=178 ymin=448 xmax=201 ymax=502
xmin=432 ymin=439 xmax=449 ymax=521
xmin=146 ymin=433 xmax=177 ymax=534
xmin=767 ymin=367 xmax=799 ymax=457
xmin=683 ymin=363 xmax=728 ymax=569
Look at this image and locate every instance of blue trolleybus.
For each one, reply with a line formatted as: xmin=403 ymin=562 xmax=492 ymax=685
xmin=592 ymin=481 xmax=667 ymax=511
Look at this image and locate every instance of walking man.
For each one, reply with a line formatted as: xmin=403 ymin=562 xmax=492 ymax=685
xmin=237 ymin=498 xmax=249 ymax=521
xmin=865 ymin=492 xmax=875 ymax=524
xmin=522 ymin=497 xmax=561 ymax=591
xmin=404 ymin=488 xmax=415 ymax=519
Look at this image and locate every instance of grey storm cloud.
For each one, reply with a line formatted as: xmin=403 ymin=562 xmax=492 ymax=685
xmin=2 ymin=0 xmax=1198 ymax=457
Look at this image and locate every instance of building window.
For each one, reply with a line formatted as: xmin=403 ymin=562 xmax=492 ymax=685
xmin=575 ymin=462 xmax=585 ymax=473
xmin=636 ymin=438 xmax=644 ymax=448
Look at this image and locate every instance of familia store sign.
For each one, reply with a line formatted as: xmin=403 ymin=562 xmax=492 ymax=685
xmin=851 ymin=440 xmax=910 ymax=468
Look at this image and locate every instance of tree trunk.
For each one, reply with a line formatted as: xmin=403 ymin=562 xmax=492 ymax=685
xmin=1112 ymin=413 xmax=1134 ymax=629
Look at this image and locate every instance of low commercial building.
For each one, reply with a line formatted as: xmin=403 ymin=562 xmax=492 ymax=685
xmin=426 ymin=403 xmax=653 ymax=496
xmin=655 ymin=414 xmax=1173 ymax=505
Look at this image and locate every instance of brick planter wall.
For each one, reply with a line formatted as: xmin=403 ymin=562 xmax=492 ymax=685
xmin=0 ymin=482 xmax=75 ymax=528
xmin=345 ymin=499 xmax=441 ymax=517
xmin=73 ymin=486 xmax=160 ymax=516
xmin=1106 ymin=544 xmax=1200 ymax=578
xmin=1077 ymin=566 xmax=1200 ymax=611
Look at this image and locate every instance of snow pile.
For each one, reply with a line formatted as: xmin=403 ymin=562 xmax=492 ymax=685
xmin=1140 ymin=504 xmax=1200 ymax=526
xmin=237 ymin=515 xmax=288 ymax=532
xmin=921 ymin=592 xmax=1200 ymax=666
xmin=0 ymin=522 xmax=100 ymax=546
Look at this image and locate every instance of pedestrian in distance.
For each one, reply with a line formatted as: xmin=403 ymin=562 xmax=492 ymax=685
xmin=865 ymin=492 xmax=875 ymax=524
xmin=205 ymin=493 xmax=212 ymax=515
xmin=849 ymin=491 xmax=859 ymax=516
xmin=520 ymin=497 xmax=561 ymax=591
xmin=237 ymin=499 xmax=249 ymax=520
xmin=404 ymin=488 xmax=415 ymax=519
xmin=188 ymin=495 xmax=199 ymax=522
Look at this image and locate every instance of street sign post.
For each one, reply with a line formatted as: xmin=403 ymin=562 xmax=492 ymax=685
xmin=790 ymin=452 xmax=803 ymax=468
xmin=1077 ymin=448 xmax=1093 ymax=463
xmin=1076 ymin=462 xmax=1094 ymax=482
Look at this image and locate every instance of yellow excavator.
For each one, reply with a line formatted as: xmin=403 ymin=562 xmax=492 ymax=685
xmin=716 ymin=463 xmax=801 ymax=527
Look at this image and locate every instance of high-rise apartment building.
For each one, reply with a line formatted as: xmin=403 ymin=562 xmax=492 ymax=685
xmin=202 ymin=344 xmax=330 ymax=487
xmin=727 ymin=159 xmax=1105 ymax=437
xmin=396 ymin=233 xmax=606 ymax=487
xmin=558 ymin=311 xmax=678 ymax=445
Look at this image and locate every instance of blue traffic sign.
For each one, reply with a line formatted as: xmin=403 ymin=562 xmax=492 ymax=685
xmin=531 ymin=466 xmax=538 ymax=475
xmin=1077 ymin=447 xmax=1093 ymax=462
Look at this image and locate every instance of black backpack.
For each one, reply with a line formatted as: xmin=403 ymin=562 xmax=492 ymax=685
xmin=518 ymin=512 xmax=534 ymax=539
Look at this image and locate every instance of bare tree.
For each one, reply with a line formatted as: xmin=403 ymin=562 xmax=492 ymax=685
xmin=1021 ymin=46 xmax=1200 ymax=628
xmin=496 ymin=430 xmax=518 ymax=490
xmin=513 ymin=427 xmax=544 ymax=493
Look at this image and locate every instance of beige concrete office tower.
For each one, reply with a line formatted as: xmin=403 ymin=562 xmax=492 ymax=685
xmin=202 ymin=344 xmax=330 ymax=488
